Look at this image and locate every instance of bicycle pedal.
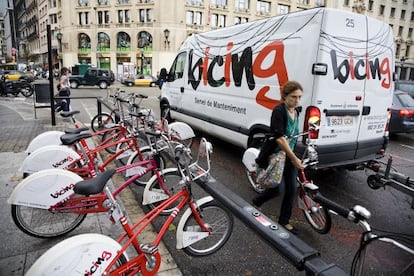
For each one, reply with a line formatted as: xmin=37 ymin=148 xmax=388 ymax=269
xmin=140 ymin=243 xmax=158 ymax=255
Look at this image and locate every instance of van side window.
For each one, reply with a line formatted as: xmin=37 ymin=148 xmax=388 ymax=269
xmin=168 ymin=52 xmax=186 ymax=81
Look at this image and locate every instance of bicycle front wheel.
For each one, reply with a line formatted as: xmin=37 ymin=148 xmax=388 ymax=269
xmin=11 ymin=204 xmax=86 ymax=238
xmin=245 ymin=169 xmax=265 ymax=193
xmin=145 ymin=169 xmax=181 ymax=215
xmin=91 ymin=113 xmax=114 ymax=133
xmin=301 ymin=194 xmax=331 ymax=234
xmin=182 ymin=200 xmax=233 ymax=257
xmin=128 ymin=149 xmax=166 ymax=186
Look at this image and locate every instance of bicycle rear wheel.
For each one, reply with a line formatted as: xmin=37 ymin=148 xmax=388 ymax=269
xmin=145 ymin=169 xmax=181 ymax=215
xmin=128 ymin=150 xmax=166 ymax=186
xmin=245 ymin=169 xmax=265 ymax=193
xmin=91 ymin=113 xmax=114 ymax=133
xmin=11 ymin=204 xmax=86 ymax=238
xmin=101 ymin=128 xmax=125 ymax=154
xmin=300 ymin=194 xmax=331 ymax=234
xmin=182 ymin=200 xmax=233 ymax=257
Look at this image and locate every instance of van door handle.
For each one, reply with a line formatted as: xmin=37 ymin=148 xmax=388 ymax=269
xmin=180 ymin=87 xmax=184 ymax=93
xmin=362 ymin=106 xmax=370 ymax=115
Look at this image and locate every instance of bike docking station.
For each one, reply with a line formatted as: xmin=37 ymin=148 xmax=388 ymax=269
xmin=366 ymin=156 xmax=414 ymax=209
xmin=194 ymin=175 xmax=347 ymax=275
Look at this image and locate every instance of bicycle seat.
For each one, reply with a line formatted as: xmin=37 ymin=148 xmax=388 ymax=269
xmin=60 ymin=132 xmax=92 ymax=145
xmin=74 ymin=168 xmax=116 ymax=196
xmin=60 ymin=110 xmax=80 ymax=117
xmin=65 ymin=127 xmax=89 ymax=134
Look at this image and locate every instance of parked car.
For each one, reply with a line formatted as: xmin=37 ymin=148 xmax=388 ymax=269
xmin=5 ymin=70 xmax=35 ymax=82
xmin=395 ymin=80 xmax=414 ymax=99
xmin=69 ymin=68 xmax=115 ymax=89
xmin=389 ymin=90 xmax=414 ymax=134
xmin=122 ymin=74 xmax=158 ymax=87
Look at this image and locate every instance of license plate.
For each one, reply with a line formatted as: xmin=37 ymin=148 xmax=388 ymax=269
xmin=327 ymin=116 xmax=354 ymax=127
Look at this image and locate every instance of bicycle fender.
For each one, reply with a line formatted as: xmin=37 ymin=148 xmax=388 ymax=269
xmin=125 ymin=145 xmax=151 ymax=165
xmin=7 ymin=168 xmax=83 ymax=208
xmin=25 ymin=130 xmax=65 ymax=154
xmin=26 ymin=233 xmax=126 ymax=275
xmin=176 ymin=196 xmax=214 ymax=250
xmin=19 ymin=145 xmax=81 ymax=174
xmin=142 ymin=167 xmax=178 ymax=205
xmin=242 ymin=147 xmax=260 ymax=172
xmin=168 ymin=122 xmax=195 ymax=140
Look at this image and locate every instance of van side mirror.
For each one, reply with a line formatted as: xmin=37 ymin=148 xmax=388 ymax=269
xmin=159 ymin=68 xmax=167 ymax=81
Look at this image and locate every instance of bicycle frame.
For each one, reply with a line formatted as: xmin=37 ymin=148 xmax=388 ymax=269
xmin=57 ymin=133 xmax=143 ymax=178
xmin=49 ymin=157 xmax=164 ymax=215
xmin=104 ymin=175 xmax=212 ymax=275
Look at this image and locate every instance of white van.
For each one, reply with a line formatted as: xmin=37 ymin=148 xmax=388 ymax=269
xmin=159 ymin=8 xmax=394 ymax=168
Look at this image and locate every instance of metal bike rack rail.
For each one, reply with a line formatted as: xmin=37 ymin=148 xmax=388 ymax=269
xmin=195 ymin=175 xmax=347 ymax=275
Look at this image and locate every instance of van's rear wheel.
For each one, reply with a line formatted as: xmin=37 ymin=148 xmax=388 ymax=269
xmin=160 ymin=104 xmax=172 ymax=122
xmin=248 ymin=131 xmax=267 ymax=148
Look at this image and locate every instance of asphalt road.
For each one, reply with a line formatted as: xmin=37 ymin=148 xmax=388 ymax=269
xmin=71 ymin=85 xmax=414 ymax=275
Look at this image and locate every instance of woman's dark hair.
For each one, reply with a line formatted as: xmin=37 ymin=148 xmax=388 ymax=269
xmin=60 ymin=67 xmax=69 ymax=75
xmin=281 ymin=81 xmax=303 ymax=101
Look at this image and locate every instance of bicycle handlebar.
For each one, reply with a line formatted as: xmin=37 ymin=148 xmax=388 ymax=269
xmin=313 ymin=192 xmax=372 ymax=225
xmin=313 ymin=192 xmax=351 ymax=219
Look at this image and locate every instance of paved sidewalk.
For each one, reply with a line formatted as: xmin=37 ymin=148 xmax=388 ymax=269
xmin=0 ymin=96 xmax=182 ymax=275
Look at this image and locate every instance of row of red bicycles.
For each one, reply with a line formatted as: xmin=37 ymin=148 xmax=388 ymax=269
xmin=8 ymin=89 xmax=234 ymax=275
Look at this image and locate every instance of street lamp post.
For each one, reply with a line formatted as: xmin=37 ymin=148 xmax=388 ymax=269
xmin=400 ymin=56 xmax=406 ymax=81
xmin=56 ymin=32 xmax=63 ymax=69
xmin=140 ymin=48 xmax=144 ymax=74
xmin=163 ymin=29 xmax=170 ymax=49
xmin=7 ymin=7 xmax=18 ymax=64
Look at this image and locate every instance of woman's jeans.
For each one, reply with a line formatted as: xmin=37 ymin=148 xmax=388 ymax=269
xmin=252 ymin=157 xmax=298 ymax=225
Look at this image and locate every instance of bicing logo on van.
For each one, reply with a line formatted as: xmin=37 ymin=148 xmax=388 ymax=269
xmin=187 ymin=40 xmax=391 ymax=110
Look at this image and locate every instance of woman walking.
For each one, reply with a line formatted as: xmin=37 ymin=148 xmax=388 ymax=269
xmin=252 ymin=80 xmax=304 ymax=233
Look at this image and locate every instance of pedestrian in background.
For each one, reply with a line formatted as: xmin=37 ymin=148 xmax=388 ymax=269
xmin=253 ymin=80 xmax=305 ymax=234
xmin=59 ymin=67 xmax=71 ymax=111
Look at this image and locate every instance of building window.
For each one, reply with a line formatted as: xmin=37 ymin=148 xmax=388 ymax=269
xmin=146 ymin=9 xmax=152 ymax=22
xmin=398 ymin=26 xmax=403 ymax=36
xmin=211 ymin=13 xmax=226 ymax=27
xmin=118 ymin=10 xmax=123 ymax=23
xmin=401 ymin=10 xmax=406 ymax=20
xmin=218 ymin=14 xmax=226 ymax=27
xmin=117 ymin=0 xmax=129 ymax=4
xmin=235 ymin=0 xmax=249 ymax=11
xmin=104 ymin=11 xmax=110 ymax=23
xmin=138 ymin=9 xmax=152 ymax=23
xmin=78 ymin=12 xmax=89 ymax=25
xmin=186 ymin=11 xmax=203 ymax=25
xmin=391 ymin=8 xmax=395 ymax=18
xmin=277 ymin=4 xmax=289 ymax=15
xmin=379 ymin=5 xmax=385 ymax=16
xmin=211 ymin=0 xmax=227 ymax=8
xmin=405 ymin=46 xmax=410 ymax=58
xmin=368 ymin=0 xmax=373 ymax=11
xmin=125 ymin=10 xmax=130 ymax=23
xmin=411 ymin=12 xmax=414 ymax=21
xmin=234 ymin=16 xmax=248 ymax=24
xmin=408 ymin=28 xmax=413 ymax=40
xmin=297 ymin=0 xmax=309 ymax=4
xmin=78 ymin=0 xmax=89 ymax=6
xmin=98 ymin=0 xmax=108 ymax=5
xmin=344 ymin=0 xmax=349 ymax=6
xmin=186 ymin=11 xmax=194 ymax=25
xmin=257 ymin=1 xmax=270 ymax=14
xmin=315 ymin=0 xmax=325 ymax=7
xmin=187 ymin=0 xmax=203 ymax=5
xmin=98 ymin=11 xmax=103 ymax=24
